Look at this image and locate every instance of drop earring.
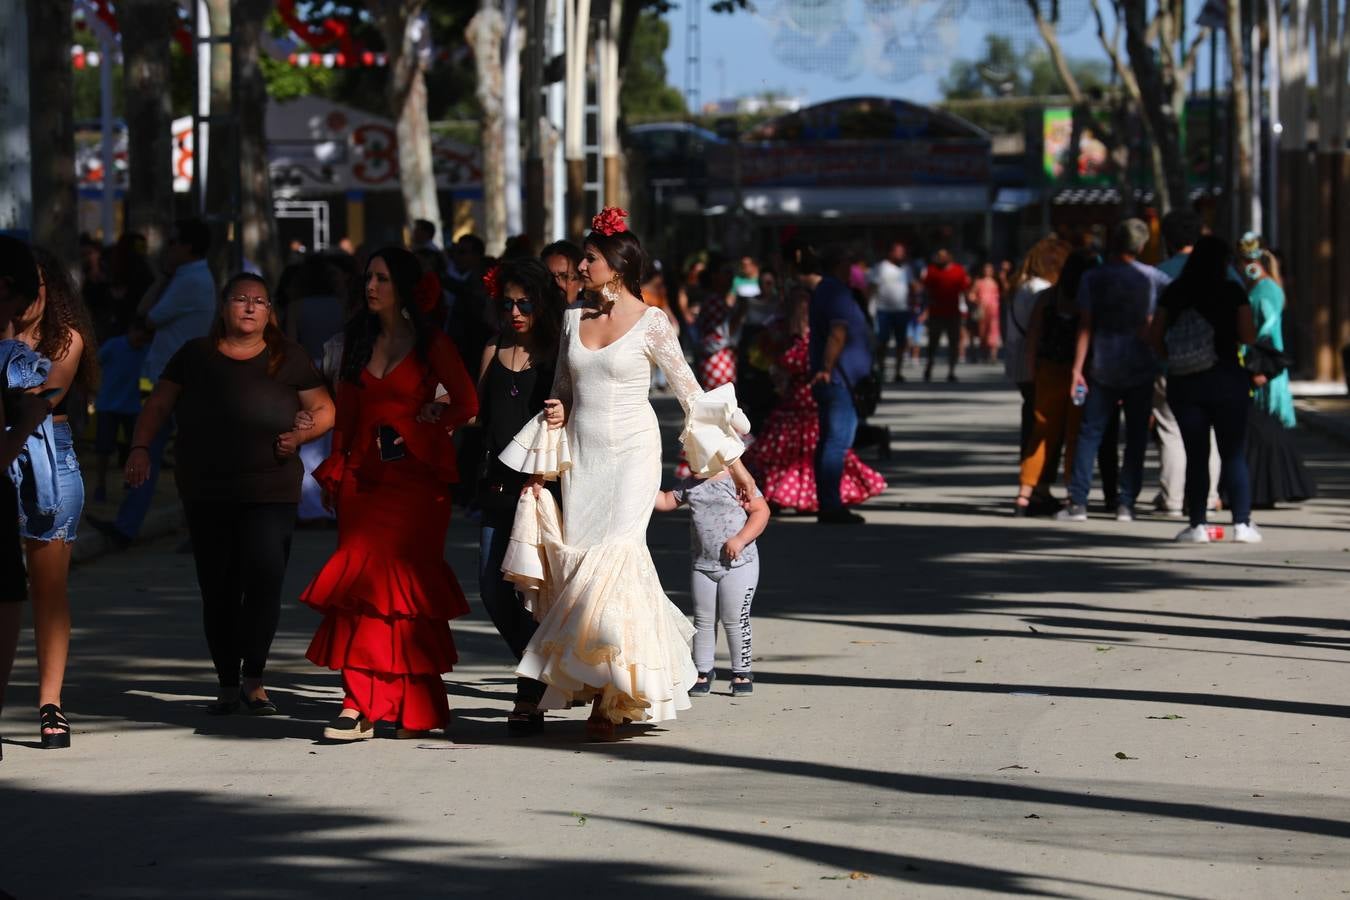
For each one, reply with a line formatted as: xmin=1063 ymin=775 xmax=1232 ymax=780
xmin=401 ymin=307 xmax=411 ymax=320
xmin=601 ymin=279 xmax=621 ymax=305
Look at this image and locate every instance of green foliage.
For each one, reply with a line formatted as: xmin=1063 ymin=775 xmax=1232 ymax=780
xmin=621 ymin=11 xmax=687 ymax=122
xmin=939 ymin=34 xmax=1108 ymax=134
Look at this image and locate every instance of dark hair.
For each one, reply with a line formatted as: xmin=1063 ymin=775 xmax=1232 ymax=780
xmin=1175 ymin=235 xmax=1232 ymax=287
xmin=0 ymin=235 xmax=40 ymax=308
xmin=540 ymin=240 xmax=583 ymax=268
xmin=212 ymin=272 xmax=289 ymax=377
xmin=339 ymin=246 xmax=434 ymax=385
xmin=496 ymin=257 xmax=565 ymax=364
xmin=502 ymin=234 xmax=533 ymax=260
xmin=1160 ymin=210 xmax=1203 ymax=255
xmin=455 ymin=233 xmax=486 ymax=257
xmin=1055 ymin=248 xmax=1101 ymax=303
xmin=29 ymin=247 xmax=100 ymax=392
xmin=412 ymin=218 xmax=436 ymax=239
xmin=292 ymin=254 xmax=337 ymax=299
xmin=173 ymin=218 xmax=211 ymax=257
xmin=584 ymin=229 xmax=647 ymax=299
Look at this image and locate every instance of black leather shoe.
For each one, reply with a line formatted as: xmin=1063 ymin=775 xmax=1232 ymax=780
xmin=817 ymin=508 xmax=866 ymax=525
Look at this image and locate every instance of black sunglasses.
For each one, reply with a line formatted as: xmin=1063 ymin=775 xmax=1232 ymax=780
xmin=499 ymin=298 xmax=535 ymax=315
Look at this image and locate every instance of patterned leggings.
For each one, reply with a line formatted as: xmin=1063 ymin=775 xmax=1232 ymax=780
xmin=690 ymin=558 xmax=758 ymax=674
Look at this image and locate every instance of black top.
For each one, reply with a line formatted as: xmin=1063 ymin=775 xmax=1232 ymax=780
xmin=479 ymin=350 xmax=554 ymax=457
xmin=1158 ymin=279 xmax=1250 ymax=367
xmin=477 ymin=349 xmax=555 ymax=525
xmin=1037 ymin=288 xmax=1079 ymax=366
xmin=162 ymin=337 xmax=325 ymax=504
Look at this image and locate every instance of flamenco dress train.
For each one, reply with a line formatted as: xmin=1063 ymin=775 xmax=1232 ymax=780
xmin=742 ymin=331 xmax=886 ymax=512
xmin=301 ymin=333 xmax=478 ymax=731
xmin=500 ymin=307 xmax=748 ymax=725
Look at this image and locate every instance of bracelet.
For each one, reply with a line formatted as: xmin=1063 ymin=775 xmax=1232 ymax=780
xmin=129 ymin=445 xmax=150 ymax=454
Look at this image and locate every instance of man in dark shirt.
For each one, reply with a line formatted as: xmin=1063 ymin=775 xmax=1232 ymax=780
xmin=795 ymin=242 xmax=873 ymax=525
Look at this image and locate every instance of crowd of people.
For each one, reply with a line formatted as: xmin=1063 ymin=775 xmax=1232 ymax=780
xmin=0 ymin=205 xmax=1321 ymax=754
xmin=1005 ymin=212 xmax=1314 ymax=539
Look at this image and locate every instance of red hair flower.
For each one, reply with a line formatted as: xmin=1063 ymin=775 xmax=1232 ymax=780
xmin=413 ymin=271 xmax=441 ymax=314
xmin=590 ymin=207 xmax=629 ymax=237
xmin=481 ymin=264 xmax=502 ymax=300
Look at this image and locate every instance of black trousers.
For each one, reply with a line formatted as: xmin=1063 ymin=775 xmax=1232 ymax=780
xmin=184 ymin=501 xmax=297 ymax=687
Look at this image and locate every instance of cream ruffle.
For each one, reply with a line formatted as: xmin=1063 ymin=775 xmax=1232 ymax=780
xmin=514 ymin=537 xmax=697 ymax=724
xmin=501 ymin=489 xmax=563 ymax=620
xmin=681 ymin=382 xmax=751 ymax=478
xmin=499 ymin=411 xmax=572 ymax=479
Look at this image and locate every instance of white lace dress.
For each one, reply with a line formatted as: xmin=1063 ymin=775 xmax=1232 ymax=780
xmin=499 ymin=306 xmax=748 ymax=724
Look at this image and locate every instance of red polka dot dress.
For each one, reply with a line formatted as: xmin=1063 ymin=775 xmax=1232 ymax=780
xmin=742 ymin=330 xmax=887 ymax=512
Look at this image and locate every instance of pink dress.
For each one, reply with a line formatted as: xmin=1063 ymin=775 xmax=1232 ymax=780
xmin=973 ymin=277 xmax=1001 ymax=350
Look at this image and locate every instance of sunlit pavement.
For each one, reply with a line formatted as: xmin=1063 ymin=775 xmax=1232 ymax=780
xmin=3 ymin=364 xmax=1348 ymax=898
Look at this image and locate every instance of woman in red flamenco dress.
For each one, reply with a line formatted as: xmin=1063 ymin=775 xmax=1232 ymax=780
xmin=302 ymin=248 xmax=478 ymax=741
xmin=742 ymin=290 xmax=886 ymax=513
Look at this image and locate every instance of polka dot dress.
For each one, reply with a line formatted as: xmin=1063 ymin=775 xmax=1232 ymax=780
xmin=741 ymin=331 xmax=887 ymax=512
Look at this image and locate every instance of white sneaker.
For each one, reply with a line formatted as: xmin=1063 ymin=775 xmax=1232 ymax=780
xmin=1234 ymin=522 xmax=1263 ymax=543
xmin=1175 ymin=525 xmax=1210 ymax=543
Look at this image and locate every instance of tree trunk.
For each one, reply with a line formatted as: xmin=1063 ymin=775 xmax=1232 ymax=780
xmin=1122 ymin=1 xmax=1187 ymax=213
xmin=204 ymin=0 xmax=235 ymax=279
xmin=26 ymin=0 xmax=76 ymax=267
xmin=1227 ymin=0 xmax=1254 ymax=234
xmin=234 ymin=0 xmax=280 ymax=284
xmin=370 ymin=1 xmax=439 ymax=243
xmin=120 ymin=0 xmax=178 ymax=257
xmin=468 ymin=2 xmax=507 ymax=255
xmin=564 ymin=0 xmax=591 ymax=237
xmin=599 ymin=0 xmax=623 ymax=209
xmin=502 ymin=0 xmax=524 ymax=239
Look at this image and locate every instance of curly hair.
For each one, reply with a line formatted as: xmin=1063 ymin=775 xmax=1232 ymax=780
xmin=29 ymin=247 xmax=100 ymax=392
xmin=496 ymin=257 xmax=565 ymax=364
xmin=1014 ymin=237 xmax=1073 ymax=289
xmin=339 ymin=247 xmax=434 ymax=385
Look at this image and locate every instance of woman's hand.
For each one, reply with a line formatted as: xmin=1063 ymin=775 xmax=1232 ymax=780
xmin=543 ymin=398 xmax=566 ymax=430
xmin=275 ymin=431 xmax=301 ymax=459
xmin=293 ymin=409 xmax=315 ymax=432
xmin=124 ymin=446 xmax=152 ymax=488
xmin=523 ymin=474 xmax=545 ymax=497
xmin=1251 ymin=373 xmax=1269 ymax=388
xmin=416 ymin=402 xmax=446 ymax=424
xmin=722 ymin=536 xmax=746 ymax=562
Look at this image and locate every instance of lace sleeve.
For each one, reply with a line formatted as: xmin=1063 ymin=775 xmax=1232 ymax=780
xmin=643 ymin=307 xmax=702 ymax=415
xmin=549 ymin=310 xmax=575 ymax=412
xmin=644 ymin=309 xmax=748 ymax=476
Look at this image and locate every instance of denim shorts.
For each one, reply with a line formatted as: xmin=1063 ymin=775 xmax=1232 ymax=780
xmin=18 ymin=421 xmax=84 ymax=543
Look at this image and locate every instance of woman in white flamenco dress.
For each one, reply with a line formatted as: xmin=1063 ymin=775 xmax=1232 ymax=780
xmin=499 ymin=210 xmax=757 ymax=738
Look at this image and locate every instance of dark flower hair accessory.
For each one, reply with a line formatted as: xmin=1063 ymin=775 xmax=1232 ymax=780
xmin=413 ymin=271 xmax=442 ymax=314
xmin=590 ymin=207 xmax=629 ymax=237
xmin=482 ymin=264 xmax=501 ymax=300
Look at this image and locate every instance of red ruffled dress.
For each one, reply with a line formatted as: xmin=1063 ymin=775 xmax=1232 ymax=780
xmin=301 ymin=332 xmax=478 ymax=731
xmin=742 ymin=330 xmax=887 ymax=512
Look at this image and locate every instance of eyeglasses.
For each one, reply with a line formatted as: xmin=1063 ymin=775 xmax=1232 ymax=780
xmin=552 ymin=271 xmax=582 ymax=284
xmin=228 ymin=295 xmax=271 ymax=309
xmin=500 ymin=298 xmax=535 ymax=315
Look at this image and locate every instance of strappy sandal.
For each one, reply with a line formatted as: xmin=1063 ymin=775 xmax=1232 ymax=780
xmin=585 ymin=715 xmax=616 ymax=741
xmin=507 ymin=701 xmax=545 ymax=737
xmin=39 ymin=704 xmax=71 ymax=749
xmin=688 ymin=670 xmax=713 ymax=697
xmin=731 ymin=673 xmax=754 ymax=696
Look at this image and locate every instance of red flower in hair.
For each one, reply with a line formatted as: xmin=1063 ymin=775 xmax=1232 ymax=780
xmin=590 ymin=207 xmax=629 ymax=237
xmin=482 ymin=264 xmax=502 ymax=300
xmin=413 ymin=271 xmax=441 ymax=314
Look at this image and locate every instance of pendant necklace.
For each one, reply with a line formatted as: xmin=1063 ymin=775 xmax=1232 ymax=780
xmin=508 ymin=344 xmax=521 ymax=397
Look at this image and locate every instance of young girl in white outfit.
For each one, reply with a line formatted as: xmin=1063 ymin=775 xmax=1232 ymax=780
xmin=655 ymin=471 xmax=769 ymax=695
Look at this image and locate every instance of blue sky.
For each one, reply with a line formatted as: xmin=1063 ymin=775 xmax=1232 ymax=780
xmin=661 ymin=1 xmax=1223 ymax=108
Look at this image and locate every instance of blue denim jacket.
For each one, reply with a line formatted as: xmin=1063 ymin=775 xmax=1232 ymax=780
xmin=1 ymin=339 xmax=60 ymax=515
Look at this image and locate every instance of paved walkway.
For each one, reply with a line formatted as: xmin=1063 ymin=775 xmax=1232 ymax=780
xmin=3 ymin=366 xmax=1349 ymax=898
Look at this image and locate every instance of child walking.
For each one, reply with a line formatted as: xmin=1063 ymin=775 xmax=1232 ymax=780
xmin=655 ymin=470 xmax=769 ymax=695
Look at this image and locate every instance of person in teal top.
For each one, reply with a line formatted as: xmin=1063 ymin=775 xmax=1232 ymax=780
xmin=1239 ymin=234 xmax=1297 ymax=428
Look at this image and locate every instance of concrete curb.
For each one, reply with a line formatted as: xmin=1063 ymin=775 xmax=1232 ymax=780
xmin=1294 ymin=402 xmax=1350 ymax=448
xmin=71 ymin=504 xmax=185 ymax=566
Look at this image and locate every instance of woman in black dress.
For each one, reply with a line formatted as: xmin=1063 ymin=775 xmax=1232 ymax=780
xmin=472 ymin=258 xmax=565 ymax=735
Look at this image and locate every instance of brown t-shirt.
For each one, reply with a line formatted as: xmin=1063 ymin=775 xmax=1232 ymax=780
xmin=161 ymin=337 xmax=324 ymax=504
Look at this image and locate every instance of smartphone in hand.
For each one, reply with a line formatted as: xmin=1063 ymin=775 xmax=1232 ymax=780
xmin=377 ymin=424 xmax=406 ymax=462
